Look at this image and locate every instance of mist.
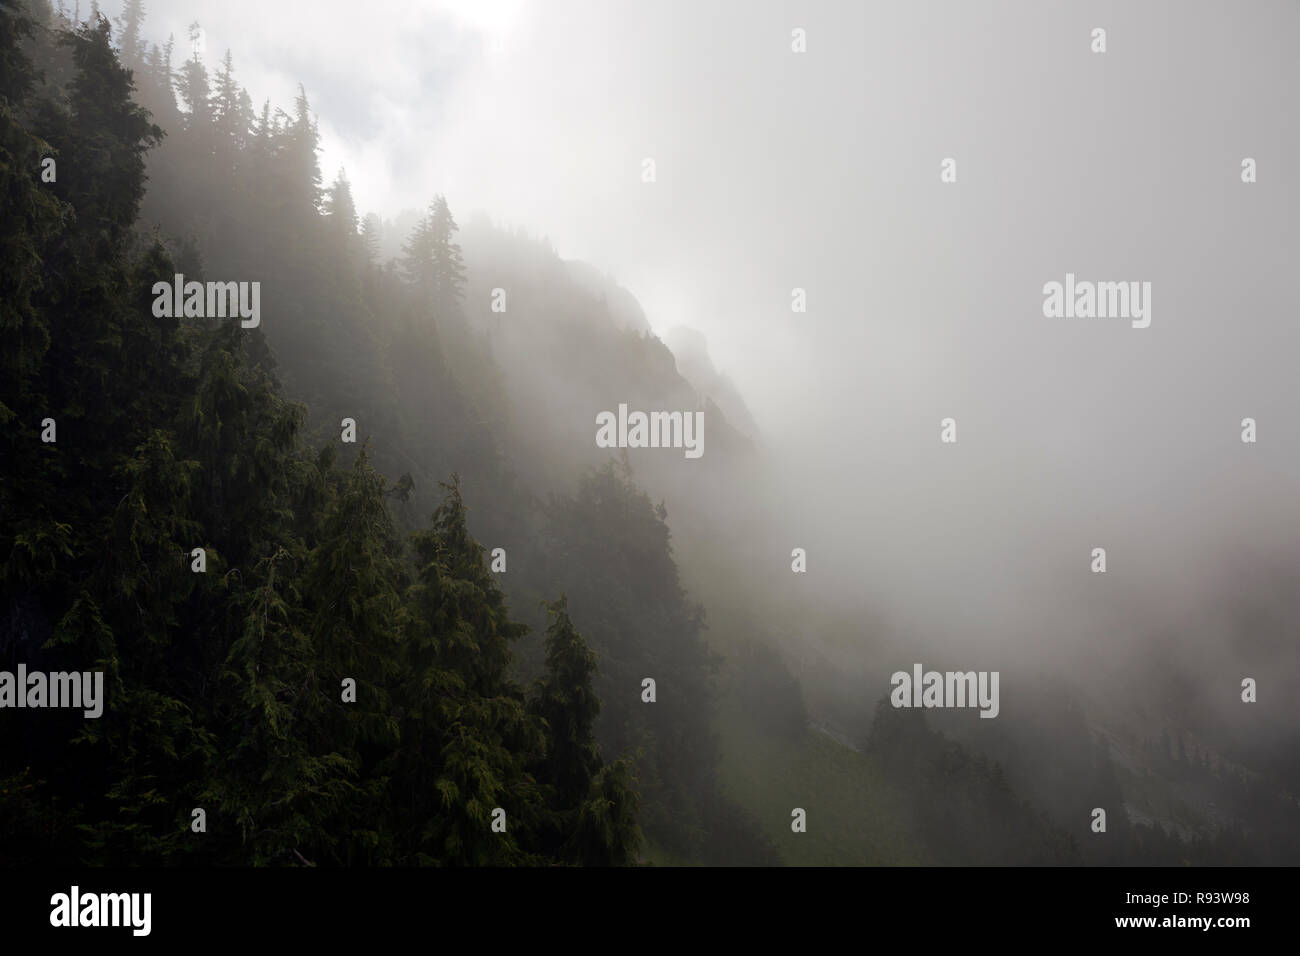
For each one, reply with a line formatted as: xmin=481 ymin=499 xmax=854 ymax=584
xmin=134 ymin=0 xmax=1300 ymax=850
xmin=5 ymin=0 xmax=1298 ymax=870
xmin=180 ymin=0 xmax=1300 ymax=672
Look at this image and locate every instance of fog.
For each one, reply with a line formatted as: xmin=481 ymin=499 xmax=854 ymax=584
xmin=155 ymin=4 xmax=1295 ymax=628
xmin=14 ymin=0 xmax=1293 ymax=865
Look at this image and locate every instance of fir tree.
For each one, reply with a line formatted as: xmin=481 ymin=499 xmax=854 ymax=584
xmin=279 ymin=83 xmax=321 ymax=218
xmin=360 ymin=212 xmax=382 ymax=266
xmin=324 ymin=169 xmax=360 ymax=261
xmin=399 ymin=194 xmax=465 ymax=308
xmin=529 ymin=596 xmax=642 ymax=865
xmin=532 ymin=596 xmax=602 ymax=809
xmin=176 ymin=22 xmax=210 ymax=132
xmin=210 ymin=48 xmax=245 ymax=163
xmin=390 ymin=477 xmax=542 ymax=864
xmin=114 ymin=0 xmax=144 ymax=67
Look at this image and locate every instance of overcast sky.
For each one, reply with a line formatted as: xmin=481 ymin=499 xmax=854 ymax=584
xmin=135 ymin=0 xmax=1300 ymax=692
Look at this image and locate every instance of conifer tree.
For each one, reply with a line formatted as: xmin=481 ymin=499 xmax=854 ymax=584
xmin=210 ymin=49 xmax=245 ymax=164
xmin=294 ymin=447 xmax=406 ymax=863
xmin=325 ymin=170 xmax=361 ymax=262
xmin=427 ymin=194 xmax=466 ymax=305
xmin=1 ymin=13 xmax=212 ymax=865
xmin=529 ymin=596 xmax=642 ymax=865
xmin=542 ymin=460 xmax=718 ymax=856
xmin=390 ymin=477 xmax=542 ymax=864
xmin=0 ymin=0 xmax=65 ymax=412
xmin=399 ymin=207 xmax=435 ymax=293
xmin=572 ymin=757 xmax=642 ymax=866
xmin=114 ymin=0 xmax=144 ymax=67
xmin=325 ymin=170 xmax=357 ymax=232
xmin=399 ymin=194 xmax=465 ymax=308
xmin=360 ymin=212 xmax=382 ymax=266
xmin=177 ymin=22 xmax=210 ymax=131
xmin=532 ymin=596 xmax=602 ymax=809
xmin=247 ymin=98 xmax=275 ymax=168
xmin=278 ymin=83 xmax=321 ymax=218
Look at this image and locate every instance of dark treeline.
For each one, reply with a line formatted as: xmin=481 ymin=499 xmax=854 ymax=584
xmin=115 ymin=0 xmax=770 ymax=863
xmin=0 ymin=0 xmax=777 ymax=866
xmin=0 ymin=2 xmax=647 ymax=866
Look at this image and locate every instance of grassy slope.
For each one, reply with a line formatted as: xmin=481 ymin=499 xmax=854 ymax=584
xmin=713 ymin=694 xmax=923 ymax=866
xmin=637 ymin=540 xmax=922 ymax=865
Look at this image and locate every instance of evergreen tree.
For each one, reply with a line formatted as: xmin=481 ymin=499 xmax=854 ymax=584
xmin=2 ymin=12 xmax=203 ymax=865
xmin=540 ymin=459 xmax=721 ymax=856
xmin=278 ymin=83 xmax=321 ymax=219
xmin=113 ymin=0 xmax=144 ymax=68
xmin=210 ymin=48 xmax=245 ymax=164
xmin=400 ymin=194 xmax=465 ymax=308
xmin=324 ymin=169 xmax=360 ymax=261
xmin=0 ymin=0 xmax=66 ymax=412
xmin=48 ymin=10 xmax=161 ymax=246
xmin=360 ymin=212 xmax=382 ymax=266
xmin=532 ymin=597 xmax=602 ymax=809
xmin=390 ymin=477 xmax=543 ymax=865
xmin=427 ymin=194 xmax=465 ymax=305
xmin=248 ymin=98 xmax=274 ymax=165
xmin=297 ymin=446 xmax=406 ymax=860
xmin=176 ymin=22 xmax=209 ymax=132
xmin=529 ymin=596 xmax=642 ymax=865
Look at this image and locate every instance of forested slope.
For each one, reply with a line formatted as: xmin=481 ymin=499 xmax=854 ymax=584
xmin=8 ymin=1 xmax=1264 ymax=868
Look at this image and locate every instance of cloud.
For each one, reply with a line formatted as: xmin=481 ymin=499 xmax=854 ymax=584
xmin=133 ymin=0 xmax=1300 ymax=700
